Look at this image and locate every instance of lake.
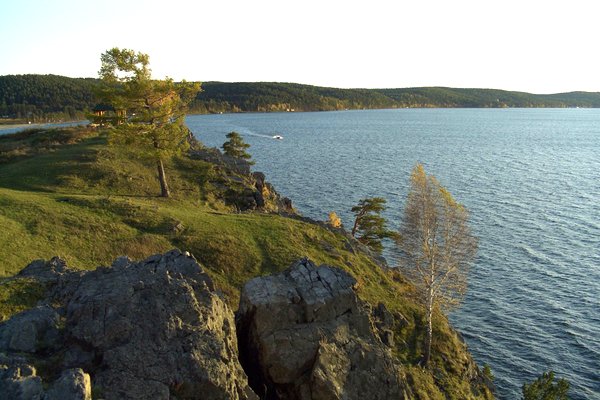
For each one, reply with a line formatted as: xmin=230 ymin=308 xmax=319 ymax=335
xmin=0 ymin=120 xmax=87 ymax=135
xmin=186 ymin=109 xmax=600 ymax=400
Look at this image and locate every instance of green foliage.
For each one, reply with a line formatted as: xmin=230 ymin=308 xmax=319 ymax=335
xmin=350 ymin=197 xmax=397 ymax=253
xmin=0 ymin=74 xmax=97 ymax=122
xmin=191 ymin=82 xmax=600 ymax=113
xmin=522 ymin=371 xmax=570 ymax=400
xmin=0 ymin=278 xmax=46 ymax=322
xmin=483 ymin=364 xmax=494 ymax=382
xmin=97 ymin=48 xmax=201 ymax=197
xmin=222 ymin=131 xmax=253 ymax=162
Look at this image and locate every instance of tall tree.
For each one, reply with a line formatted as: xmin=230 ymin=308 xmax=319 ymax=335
xmin=398 ymin=163 xmax=477 ymax=366
xmin=222 ymin=131 xmax=253 ymax=163
xmin=351 ymin=197 xmax=397 ymax=253
xmin=97 ymin=48 xmax=201 ymax=197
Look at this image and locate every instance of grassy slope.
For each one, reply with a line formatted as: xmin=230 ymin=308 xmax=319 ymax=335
xmin=0 ymin=127 xmax=492 ymax=399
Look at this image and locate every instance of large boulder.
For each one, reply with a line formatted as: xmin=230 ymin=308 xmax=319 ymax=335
xmin=44 ymin=368 xmax=92 ymax=400
xmin=18 ymin=256 xmax=70 ymax=283
xmin=236 ymin=258 xmax=408 ymax=400
xmin=0 ymin=361 xmax=44 ymax=400
xmin=0 ymin=305 xmax=60 ymax=353
xmin=63 ymin=250 xmax=256 ymax=400
xmin=1 ymin=250 xmax=257 ymax=400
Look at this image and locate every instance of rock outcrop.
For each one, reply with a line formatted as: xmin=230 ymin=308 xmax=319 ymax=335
xmin=1 ymin=252 xmax=414 ymax=400
xmin=0 ymin=359 xmax=45 ymax=400
xmin=0 ymin=305 xmax=60 ymax=353
xmin=0 ymin=250 xmax=257 ymax=400
xmin=236 ymin=258 xmax=409 ymax=400
xmin=189 ymin=147 xmax=293 ymax=213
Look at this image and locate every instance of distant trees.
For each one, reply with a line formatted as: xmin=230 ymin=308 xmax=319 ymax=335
xmin=0 ymin=74 xmax=97 ymax=122
xmin=4 ymin=76 xmax=600 ymax=121
xmin=522 ymin=371 xmax=570 ymax=400
xmin=222 ymin=132 xmax=253 ymax=163
xmin=398 ymin=163 xmax=477 ymax=366
xmin=97 ymin=47 xmax=201 ymax=198
xmin=351 ymin=197 xmax=398 ymax=254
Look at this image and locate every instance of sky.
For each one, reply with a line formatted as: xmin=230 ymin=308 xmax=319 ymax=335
xmin=1 ymin=0 xmax=599 ymax=94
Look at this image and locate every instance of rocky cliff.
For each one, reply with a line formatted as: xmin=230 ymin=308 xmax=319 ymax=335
xmin=237 ymin=258 xmax=409 ymax=400
xmin=189 ymin=146 xmax=294 ymax=213
xmin=0 ymin=251 xmax=413 ymax=400
xmin=0 ymin=251 xmax=256 ymax=400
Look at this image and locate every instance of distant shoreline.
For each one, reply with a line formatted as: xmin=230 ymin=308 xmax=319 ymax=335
xmin=3 ymin=75 xmax=600 ymax=122
xmin=0 ymin=120 xmax=88 ymax=134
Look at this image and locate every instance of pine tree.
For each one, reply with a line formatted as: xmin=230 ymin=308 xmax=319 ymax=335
xmin=222 ymin=131 xmax=253 ymax=163
xmin=351 ymin=197 xmax=397 ymax=253
xmin=522 ymin=371 xmax=570 ymax=400
xmin=97 ymin=48 xmax=201 ymax=197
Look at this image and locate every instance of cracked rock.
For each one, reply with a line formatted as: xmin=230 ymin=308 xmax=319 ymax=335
xmin=236 ymin=258 xmax=408 ymax=400
xmin=1 ymin=250 xmax=257 ymax=400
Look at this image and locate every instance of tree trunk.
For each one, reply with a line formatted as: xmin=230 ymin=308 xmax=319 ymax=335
xmin=423 ymin=287 xmax=433 ymax=367
xmin=351 ymin=210 xmax=365 ymax=237
xmin=351 ymin=217 xmax=360 ymax=237
xmin=157 ymin=159 xmax=170 ymax=198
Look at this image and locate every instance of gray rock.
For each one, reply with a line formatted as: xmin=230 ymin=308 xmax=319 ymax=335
xmin=0 ymin=305 xmax=60 ymax=353
xmin=3 ymin=251 xmax=415 ymax=400
xmin=18 ymin=256 xmax=70 ymax=283
xmin=0 ymin=363 xmax=44 ymax=400
xmin=237 ymin=258 xmax=408 ymax=400
xmin=372 ymin=302 xmax=395 ymax=347
xmin=44 ymin=368 xmax=91 ymax=400
xmin=64 ymin=249 xmax=255 ymax=400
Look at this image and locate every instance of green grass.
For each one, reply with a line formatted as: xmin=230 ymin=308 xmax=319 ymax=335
xmin=0 ymin=126 xmax=493 ymax=399
xmin=0 ymin=277 xmax=46 ymax=322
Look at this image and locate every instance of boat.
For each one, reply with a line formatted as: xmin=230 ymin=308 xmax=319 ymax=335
xmin=273 ymin=135 xmax=283 ymax=140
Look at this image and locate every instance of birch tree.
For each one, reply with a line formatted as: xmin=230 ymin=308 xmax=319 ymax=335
xmin=398 ymin=163 xmax=477 ymax=366
xmin=97 ymin=48 xmax=201 ymax=197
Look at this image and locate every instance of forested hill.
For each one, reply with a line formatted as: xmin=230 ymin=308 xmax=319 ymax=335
xmin=0 ymin=74 xmax=98 ymax=122
xmin=2 ymin=74 xmax=600 ymax=122
xmin=192 ymin=82 xmax=600 ymax=112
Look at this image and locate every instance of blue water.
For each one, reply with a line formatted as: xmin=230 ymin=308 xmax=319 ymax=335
xmin=186 ymin=109 xmax=600 ymax=400
xmin=0 ymin=120 xmax=88 ymax=135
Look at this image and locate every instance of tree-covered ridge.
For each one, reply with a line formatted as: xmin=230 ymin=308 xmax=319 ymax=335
xmin=190 ymin=82 xmax=396 ymax=113
xmin=3 ymin=74 xmax=600 ymax=121
xmin=192 ymin=82 xmax=600 ymax=111
xmin=377 ymin=87 xmax=600 ymax=108
xmin=0 ymin=74 xmax=98 ymax=122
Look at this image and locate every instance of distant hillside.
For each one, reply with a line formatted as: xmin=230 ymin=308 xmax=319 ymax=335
xmin=192 ymin=83 xmax=600 ymax=112
xmin=189 ymin=82 xmax=397 ymax=113
xmin=2 ymin=75 xmax=600 ymax=122
xmin=0 ymin=74 xmax=98 ymax=122
xmin=376 ymin=87 xmax=600 ymax=108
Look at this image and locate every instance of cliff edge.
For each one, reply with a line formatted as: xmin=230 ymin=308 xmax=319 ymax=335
xmin=1 ymin=251 xmax=420 ymax=400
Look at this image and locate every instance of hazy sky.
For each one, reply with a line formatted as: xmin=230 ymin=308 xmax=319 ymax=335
xmin=1 ymin=0 xmax=598 ymax=93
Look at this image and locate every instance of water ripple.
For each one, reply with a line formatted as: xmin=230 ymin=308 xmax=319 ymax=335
xmin=187 ymin=109 xmax=600 ymax=399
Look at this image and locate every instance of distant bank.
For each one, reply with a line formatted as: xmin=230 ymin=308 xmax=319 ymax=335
xmin=2 ymin=74 xmax=600 ymax=121
xmin=0 ymin=120 xmax=88 ymax=136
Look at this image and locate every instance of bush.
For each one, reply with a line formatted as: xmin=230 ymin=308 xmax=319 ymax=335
xmin=522 ymin=371 xmax=569 ymax=400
